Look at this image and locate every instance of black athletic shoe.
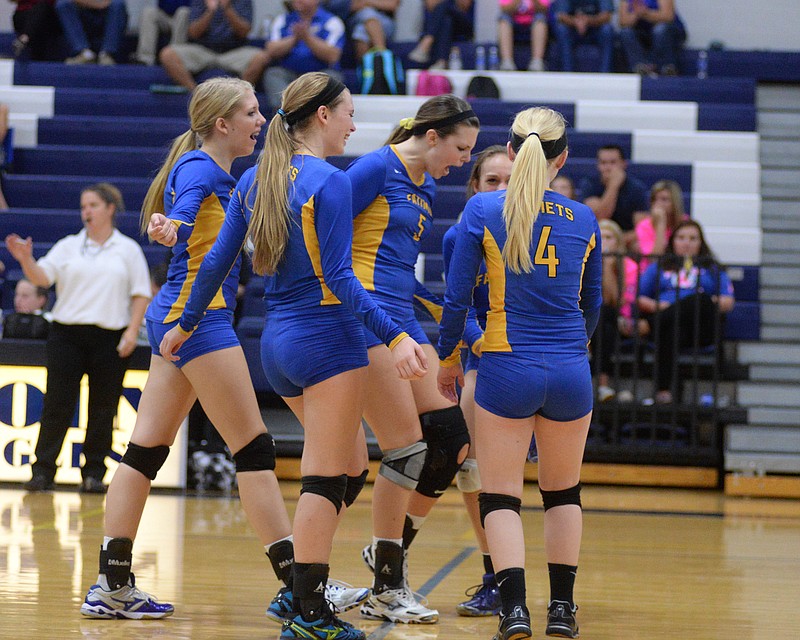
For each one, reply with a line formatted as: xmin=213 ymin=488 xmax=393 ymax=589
xmin=24 ymin=475 xmax=54 ymax=492
xmin=546 ymin=600 xmax=579 ymax=638
xmin=492 ymin=605 xmax=531 ymax=640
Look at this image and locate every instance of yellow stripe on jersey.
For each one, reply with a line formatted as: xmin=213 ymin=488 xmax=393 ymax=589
xmin=390 ymin=145 xmax=424 ymax=186
xmin=482 ymin=226 xmax=512 ymax=352
xmin=578 ymin=232 xmax=597 ymax=304
xmin=413 ymin=294 xmax=443 ymax=323
xmin=301 ymin=195 xmax=340 ymax=306
xmin=352 ymin=195 xmax=390 ymax=291
xmin=165 ymin=194 xmax=227 ymax=322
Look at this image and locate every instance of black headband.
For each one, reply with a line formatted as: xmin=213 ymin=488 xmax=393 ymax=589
xmin=509 ymin=129 xmax=568 ymax=158
xmin=410 ymin=109 xmax=477 ymax=136
xmin=279 ymin=76 xmax=347 ymax=127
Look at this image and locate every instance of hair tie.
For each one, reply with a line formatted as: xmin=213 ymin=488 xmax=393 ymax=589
xmin=399 ymin=117 xmax=415 ymax=130
xmin=277 ymin=108 xmax=287 ymax=119
xmin=508 ymin=128 xmax=568 ymax=158
xmin=527 ymin=132 xmax=540 ymax=140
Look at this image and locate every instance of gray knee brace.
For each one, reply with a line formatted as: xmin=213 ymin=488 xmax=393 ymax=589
xmin=379 ymin=440 xmax=428 ymax=490
xmin=121 ymin=442 xmax=170 ymax=480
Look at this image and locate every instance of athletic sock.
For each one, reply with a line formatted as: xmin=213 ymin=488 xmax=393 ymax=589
xmin=495 ymin=567 xmax=526 ymax=616
xmin=548 ymin=563 xmax=577 ymax=606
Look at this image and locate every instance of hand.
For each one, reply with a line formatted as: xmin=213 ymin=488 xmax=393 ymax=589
xmin=391 ymin=337 xmax=428 ymax=380
xmin=650 ymin=205 xmax=667 ymax=229
xmin=117 ymin=329 xmax=138 ymax=358
xmin=574 ymin=13 xmax=589 ymax=36
xmin=607 ymin=165 xmax=627 ymax=189
xmin=5 ymin=233 xmax=34 ymax=262
xmin=160 ymin=325 xmax=190 ymax=362
xmin=148 ymin=214 xmax=177 ymax=247
xmin=658 ymin=300 xmax=671 ymax=311
xmin=437 ymin=363 xmax=464 ymax=404
xmin=292 ymin=21 xmax=310 ymax=40
xmin=205 ymin=0 xmax=219 ymax=11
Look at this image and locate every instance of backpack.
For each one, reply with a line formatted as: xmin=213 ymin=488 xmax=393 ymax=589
xmin=358 ymin=49 xmax=406 ymax=95
xmin=2 ymin=312 xmax=50 ymax=340
xmin=415 ymin=71 xmax=453 ymax=96
xmin=466 ymin=75 xmax=501 ymax=99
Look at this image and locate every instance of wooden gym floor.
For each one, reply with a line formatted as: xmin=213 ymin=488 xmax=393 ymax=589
xmin=1 ymin=480 xmax=799 ymax=640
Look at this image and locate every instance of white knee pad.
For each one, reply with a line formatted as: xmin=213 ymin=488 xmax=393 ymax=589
xmin=456 ymin=458 xmax=481 ymax=493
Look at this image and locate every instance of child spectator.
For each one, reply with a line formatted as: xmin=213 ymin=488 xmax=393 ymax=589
xmin=551 ymin=0 xmax=613 ymax=72
xmin=618 ymin=0 xmax=685 ymax=76
xmin=406 ymin=0 xmax=474 ymax=69
xmin=2 ymin=279 xmax=52 ymax=339
xmin=497 ymin=0 xmax=549 ymax=71
xmin=242 ymin=0 xmax=345 ymax=111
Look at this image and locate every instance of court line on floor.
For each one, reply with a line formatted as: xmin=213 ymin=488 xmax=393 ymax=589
xmin=367 ymin=545 xmax=477 ymax=640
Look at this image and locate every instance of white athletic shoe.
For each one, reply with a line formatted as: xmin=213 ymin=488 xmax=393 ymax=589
xmin=360 ymin=586 xmax=439 ymax=624
xmin=327 ymin=579 xmax=371 ymax=613
xmin=80 ymin=575 xmax=174 ymax=619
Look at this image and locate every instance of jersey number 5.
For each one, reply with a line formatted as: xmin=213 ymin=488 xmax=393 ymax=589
xmin=412 ymin=213 xmax=426 ymax=242
xmin=534 ymin=226 xmax=559 ymax=277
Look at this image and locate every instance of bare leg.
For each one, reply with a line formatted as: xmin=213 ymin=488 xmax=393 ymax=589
xmin=159 ymin=45 xmax=197 ymax=91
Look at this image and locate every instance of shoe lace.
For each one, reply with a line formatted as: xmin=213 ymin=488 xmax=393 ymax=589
xmin=126 ymin=574 xmax=159 ymax=603
xmin=397 ymin=586 xmax=432 ymax=609
xmin=462 ymin=580 xmax=492 ymax=598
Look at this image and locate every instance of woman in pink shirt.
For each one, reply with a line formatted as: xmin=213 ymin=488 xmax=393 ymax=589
xmin=635 ymin=179 xmax=687 ymax=267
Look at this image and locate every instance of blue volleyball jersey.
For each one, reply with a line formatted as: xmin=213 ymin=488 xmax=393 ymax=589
xmin=347 ymin=145 xmax=438 ymax=306
xmin=438 ymin=189 xmax=602 ymax=365
xmin=179 ymin=156 xmax=406 ymax=348
xmin=146 ymin=150 xmax=240 ymax=325
xmin=443 ymin=221 xmax=486 ymax=349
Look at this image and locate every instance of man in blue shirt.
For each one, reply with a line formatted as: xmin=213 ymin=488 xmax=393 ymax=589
xmin=242 ymin=0 xmax=345 ymax=111
xmin=159 ymin=0 xmax=260 ymax=91
xmin=578 ymin=144 xmax=649 ymax=248
xmin=552 ymin=0 xmax=614 ymax=72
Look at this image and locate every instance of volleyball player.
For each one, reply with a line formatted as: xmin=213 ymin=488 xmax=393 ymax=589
xmin=160 ymin=72 xmax=426 ymax=639
xmin=344 ymin=95 xmax=480 ymax=623
xmin=438 ymin=107 xmax=602 ymax=639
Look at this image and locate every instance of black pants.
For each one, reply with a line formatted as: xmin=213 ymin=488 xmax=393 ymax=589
xmin=592 ymin=304 xmax=621 ymax=378
xmin=648 ymin=293 xmax=716 ymax=392
xmin=13 ymin=4 xmax=62 ymax=61
xmin=32 ymin=322 xmax=130 ymax=482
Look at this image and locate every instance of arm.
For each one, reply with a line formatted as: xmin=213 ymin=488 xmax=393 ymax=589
xmin=642 ymin=0 xmax=675 ymax=23
xmin=218 ymin=0 xmax=251 ymax=39
xmin=442 ymin=222 xmax=483 ymax=350
xmin=346 ymin=152 xmax=387 ymax=218
xmin=4 ymin=234 xmax=51 ymax=287
xmin=118 ymin=295 xmax=149 ymax=357
xmin=295 ymin=16 xmax=344 ymax=66
xmin=618 ymin=0 xmax=637 ymax=27
xmin=583 ymin=168 xmax=626 ymax=221
xmin=580 ymin=223 xmax=603 ymax=340
xmin=188 ymin=0 xmax=218 ymax=40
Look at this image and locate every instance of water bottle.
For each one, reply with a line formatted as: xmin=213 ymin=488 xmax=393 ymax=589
xmin=448 ymin=46 xmax=463 ymax=71
xmin=475 ymin=45 xmax=486 ymax=71
xmin=696 ymin=50 xmax=708 ymax=79
xmin=488 ymin=45 xmax=499 ymax=71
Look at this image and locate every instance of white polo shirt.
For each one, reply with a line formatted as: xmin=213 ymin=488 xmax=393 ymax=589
xmin=37 ymin=228 xmax=152 ymax=330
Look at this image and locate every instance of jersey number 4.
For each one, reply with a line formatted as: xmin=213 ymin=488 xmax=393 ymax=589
xmin=534 ymin=226 xmax=559 ymax=277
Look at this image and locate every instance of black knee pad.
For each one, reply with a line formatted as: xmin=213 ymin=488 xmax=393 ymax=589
xmin=121 ymin=442 xmax=170 ymax=480
xmin=540 ymin=483 xmax=582 ymax=511
xmin=415 ymin=406 xmax=471 ymax=498
xmin=379 ymin=440 xmax=428 ymax=489
xmin=233 ymin=433 xmax=276 ymax=473
xmin=479 ymin=492 xmax=522 ymax=528
xmin=300 ymin=474 xmax=348 ymax=514
xmin=343 ymin=469 xmax=368 ymax=508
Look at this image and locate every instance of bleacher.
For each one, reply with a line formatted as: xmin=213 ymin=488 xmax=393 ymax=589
xmin=0 ymin=44 xmax=768 ymax=481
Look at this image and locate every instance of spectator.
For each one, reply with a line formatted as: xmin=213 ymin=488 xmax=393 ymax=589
xmin=130 ymin=0 xmax=192 ymax=65
xmin=579 ymin=144 xmax=649 ymax=247
xmin=4 ymin=182 xmax=151 ymax=493
xmin=635 ymin=178 xmax=687 ymax=268
xmin=242 ymin=0 xmax=345 ymax=112
xmin=497 ymin=0 xmax=549 ymax=71
xmin=10 ymin=0 xmax=61 ymax=60
xmin=327 ymin=0 xmax=399 ymax=61
xmin=618 ymin=0 xmax=685 ymax=76
xmin=55 ymin=0 xmax=128 ymax=65
xmin=550 ymin=173 xmax=574 ymax=198
xmin=594 ymin=219 xmax=642 ymax=402
xmin=2 ymin=279 xmax=52 ymax=339
xmin=406 ymin=0 xmax=474 ymax=70
xmin=159 ymin=0 xmax=260 ymax=92
xmin=551 ymin=0 xmax=613 ymax=73
xmin=637 ymin=219 xmax=735 ymax=404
